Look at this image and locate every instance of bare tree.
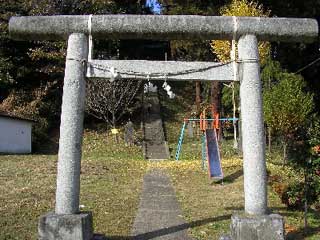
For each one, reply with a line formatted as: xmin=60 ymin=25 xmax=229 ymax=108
xmin=195 ymin=81 xmax=201 ymax=114
xmin=85 ymin=78 xmax=142 ymax=127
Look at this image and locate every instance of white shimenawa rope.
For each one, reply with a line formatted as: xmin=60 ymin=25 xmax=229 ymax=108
xmin=88 ymin=14 xmax=93 ymax=61
xmin=87 ymin=14 xmax=117 ymax=82
xmin=109 ymin=67 xmax=115 ymax=82
xmin=86 ymin=14 xmax=94 ymax=78
xmin=231 ymin=16 xmax=238 ymax=148
xmin=231 ymin=16 xmax=238 ymax=81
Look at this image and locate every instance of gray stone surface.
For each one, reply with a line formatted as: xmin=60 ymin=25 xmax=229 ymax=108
xmin=219 ymin=235 xmax=232 ymax=240
xmin=87 ymin=60 xmax=235 ymax=82
xmin=131 ymin=169 xmax=192 ymax=240
xmin=38 ymin=211 xmax=93 ymax=240
xmin=230 ymin=214 xmax=285 ymax=240
xmin=55 ymin=33 xmax=88 ymax=214
xmin=9 ymin=15 xmax=318 ymax=42
xmin=238 ymin=34 xmax=267 ymax=215
xmin=143 ymin=93 xmax=169 ymax=160
xmin=124 ymin=120 xmax=134 ymax=146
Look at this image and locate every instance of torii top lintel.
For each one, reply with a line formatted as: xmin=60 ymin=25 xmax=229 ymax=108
xmin=9 ymin=15 xmax=319 ymax=43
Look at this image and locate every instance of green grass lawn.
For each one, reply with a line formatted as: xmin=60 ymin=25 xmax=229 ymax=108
xmin=1 ymin=127 xmax=319 ymax=239
xmin=152 ymin=156 xmax=320 ymax=240
xmin=0 ymin=130 xmax=148 ymax=239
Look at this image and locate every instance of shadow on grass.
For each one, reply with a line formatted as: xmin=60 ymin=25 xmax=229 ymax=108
xmin=286 ymin=226 xmax=320 ymax=240
xmin=34 ymin=139 xmax=59 ymax=155
xmin=221 ymin=135 xmax=234 ymax=141
xmin=210 ymin=169 xmax=243 ymax=185
xmin=223 ymin=169 xmax=243 ymax=183
xmin=224 ymin=206 xmax=300 ymax=217
xmin=94 ymin=214 xmax=231 ymax=240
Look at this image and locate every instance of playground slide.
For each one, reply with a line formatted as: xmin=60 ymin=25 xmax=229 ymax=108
xmin=205 ymin=129 xmax=223 ymax=179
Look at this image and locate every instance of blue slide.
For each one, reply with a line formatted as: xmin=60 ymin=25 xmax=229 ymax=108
xmin=205 ymin=129 xmax=223 ymax=179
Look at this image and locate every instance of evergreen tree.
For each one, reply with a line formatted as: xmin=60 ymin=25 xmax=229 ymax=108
xmin=263 ymin=70 xmax=314 ymax=163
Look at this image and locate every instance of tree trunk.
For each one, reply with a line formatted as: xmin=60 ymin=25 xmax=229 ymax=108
xmin=112 ymin=83 xmax=118 ymax=143
xmin=268 ymin=76 xmax=272 ymax=153
xmin=282 ymin=140 xmax=287 ymax=165
xmin=232 ymin=83 xmax=238 ymax=149
xmin=211 ymin=81 xmax=221 ymax=115
xmin=238 ymin=114 xmax=242 ymax=153
xmin=268 ymin=127 xmax=272 ymax=153
xmin=112 ymin=83 xmax=116 ymax=128
xmin=211 ymin=81 xmax=222 ymax=140
xmin=195 ymin=81 xmax=201 ymax=114
xmin=304 ymin=166 xmax=308 ymax=232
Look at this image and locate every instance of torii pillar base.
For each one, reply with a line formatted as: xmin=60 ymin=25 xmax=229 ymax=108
xmin=220 ymin=213 xmax=285 ymax=240
xmin=38 ymin=212 xmax=93 ymax=240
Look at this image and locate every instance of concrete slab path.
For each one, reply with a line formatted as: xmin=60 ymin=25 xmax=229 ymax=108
xmin=131 ymin=169 xmax=192 ymax=240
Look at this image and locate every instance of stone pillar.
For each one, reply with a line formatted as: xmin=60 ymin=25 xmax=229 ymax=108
xmin=238 ymin=34 xmax=267 ymax=215
xmin=55 ymin=33 xmax=88 ymax=214
xmin=39 ymin=33 xmax=93 ymax=240
xmin=220 ymin=34 xmax=285 ymax=240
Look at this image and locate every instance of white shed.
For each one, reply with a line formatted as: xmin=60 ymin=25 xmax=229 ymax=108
xmin=0 ymin=112 xmax=34 ymax=154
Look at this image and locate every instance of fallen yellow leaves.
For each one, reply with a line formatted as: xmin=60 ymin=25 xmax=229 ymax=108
xmin=147 ymin=157 xmax=243 ymax=173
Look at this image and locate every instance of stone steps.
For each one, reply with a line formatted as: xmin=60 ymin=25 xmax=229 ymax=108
xmin=142 ymin=92 xmax=169 ymax=160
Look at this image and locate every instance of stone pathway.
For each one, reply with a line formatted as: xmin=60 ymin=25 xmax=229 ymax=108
xmin=131 ymin=169 xmax=192 ymax=240
xmin=143 ymin=92 xmax=169 ymax=160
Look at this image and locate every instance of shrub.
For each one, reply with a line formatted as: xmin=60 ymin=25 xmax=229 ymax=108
xmin=281 ymin=181 xmax=319 ymax=210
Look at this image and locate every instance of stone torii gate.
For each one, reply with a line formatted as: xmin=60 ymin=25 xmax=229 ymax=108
xmin=9 ymin=15 xmax=318 ymax=240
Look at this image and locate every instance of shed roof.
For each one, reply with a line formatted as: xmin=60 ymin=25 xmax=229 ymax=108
xmin=0 ymin=111 xmax=35 ymax=123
